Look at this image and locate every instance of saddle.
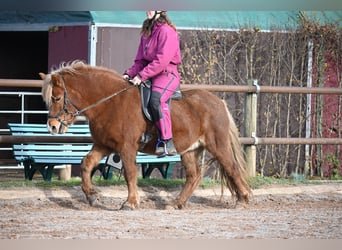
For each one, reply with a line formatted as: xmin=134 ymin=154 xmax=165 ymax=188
xmin=139 ymin=80 xmax=182 ymax=122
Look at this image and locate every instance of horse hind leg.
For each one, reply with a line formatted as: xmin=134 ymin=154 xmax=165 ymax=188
xmin=206 ymin=137 xmax=251 ymax=207
xmin=218 ymin=161 xmax=251 ymax=207
xmin=218 ymin=152 xmax=251 ymax=207
xmin=173 ymin=148 xmax=203 ymax=209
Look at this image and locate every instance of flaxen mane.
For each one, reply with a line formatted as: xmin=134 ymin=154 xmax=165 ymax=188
xmin=51 ymin=60 xmax=86 ymax=75
xmin=41 ymin=61 xmax=122 ymax=107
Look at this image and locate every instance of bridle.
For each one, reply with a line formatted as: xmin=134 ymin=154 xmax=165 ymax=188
xmin=48 ymin=74 xmax=135 ymax=126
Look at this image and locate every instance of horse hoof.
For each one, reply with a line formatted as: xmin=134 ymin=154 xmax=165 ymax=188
xmin=234 ymin=201 xmax=248 ymax=209
xmin=165 ymin=204 xmax=176 ymax=210
xmin=120 ymin=204 xmax=134 ymax=211
xmin=88 ymin=195 xmax=99 ymax=206
xmin=171 ymin=200 xmax=186 ymax=210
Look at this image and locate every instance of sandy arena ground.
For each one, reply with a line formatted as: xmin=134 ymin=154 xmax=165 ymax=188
xmin=0 ymin=181 xmax=341 ymax=239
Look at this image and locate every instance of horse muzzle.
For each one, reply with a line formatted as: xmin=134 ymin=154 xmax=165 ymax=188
xmin=47 ymin=119 xmax=68 ymax=134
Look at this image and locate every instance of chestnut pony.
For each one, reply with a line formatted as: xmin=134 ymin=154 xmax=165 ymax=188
xmin=40 ymin=61 xmax=251 ymax=210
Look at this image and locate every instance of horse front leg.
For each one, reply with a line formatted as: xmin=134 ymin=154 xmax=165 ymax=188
xmin=120 ymin=154 xmax=139 ymax=210
xmin=81 ymin=147 xmax=105 ymax=206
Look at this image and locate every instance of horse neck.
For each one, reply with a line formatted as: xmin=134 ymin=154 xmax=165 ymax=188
xmin=63 ymin=71 xmax=132 ymax=119
xmin=63 ymin=73 xmax=98 ymax=118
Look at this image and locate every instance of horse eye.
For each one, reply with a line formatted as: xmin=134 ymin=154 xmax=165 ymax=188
xmin=51 ymin=96 xmax=62 ymax=103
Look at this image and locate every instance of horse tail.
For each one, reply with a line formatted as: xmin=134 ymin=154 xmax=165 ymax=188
xmin=219 ymin=101 xmax=251 ymax=200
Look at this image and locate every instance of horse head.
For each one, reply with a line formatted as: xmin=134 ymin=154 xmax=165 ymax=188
xmin=40 ymin=72 xmax=78 ymax=134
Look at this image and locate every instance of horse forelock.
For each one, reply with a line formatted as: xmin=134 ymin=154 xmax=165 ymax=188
xmin=41 ymin=74 xmax=52 ymax=107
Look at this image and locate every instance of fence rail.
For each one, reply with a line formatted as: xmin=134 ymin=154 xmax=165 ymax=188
xmin=2 ymin=79 xmax=342 ymax=95
xmin=0 ymin=79 xmax=43 ymax=88
xmin=181 ymin=84 xmax=342 ymax=95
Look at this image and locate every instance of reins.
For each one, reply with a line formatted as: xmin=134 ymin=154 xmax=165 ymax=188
xmin=73 ymin=84 xmax=135 ymax=116
xmin=50 ymin=75 xmax=135 ymax=122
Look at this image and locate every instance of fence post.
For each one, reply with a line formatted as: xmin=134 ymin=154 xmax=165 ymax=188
xmin=244 ymin=79 xmax=258 ymax=177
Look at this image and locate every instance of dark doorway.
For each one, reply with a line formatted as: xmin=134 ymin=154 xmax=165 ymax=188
xmin=0 ymin=31 xmax=48 ymax=163
xmin=0 ymin=31 xmax=48 ymax=80
xmin=0 ymin=31 xmax=48 ymax=124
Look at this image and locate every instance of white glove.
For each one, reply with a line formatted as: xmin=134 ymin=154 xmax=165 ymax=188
xmin=131 ymin=75 xmax=142 ymax=86
xmin=123 ymin=74 xmax=130 ymax=80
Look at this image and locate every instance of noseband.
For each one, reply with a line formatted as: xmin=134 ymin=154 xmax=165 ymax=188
xmin=48 ymin=75 xmax=79 ymax=126
xmin=48 ymin=74 xmax=135 ymax=126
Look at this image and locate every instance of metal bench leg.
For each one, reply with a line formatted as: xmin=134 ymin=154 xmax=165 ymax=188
xmin=23 ymin=160 xmax=33 ymax=180
xmin=44 ymin=165 xmax=55 ymax=181
xmin=104 ymin=165 xmax=114 ymax=180
xmin=165 ymin=163 xmax=175 ymax=179
xmin=23 ymin=159 xmax=39 ymax=180
xmin=36 ymin=164 xmax=54 ymax=181
xmin=142 ymin=163 xmax=157 ymax=178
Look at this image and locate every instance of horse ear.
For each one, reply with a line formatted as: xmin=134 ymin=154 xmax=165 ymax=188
xmin=39 ymin=72 xmax=46 ymax=80
xmin=50 ymin=73 xmax=63 ymax=87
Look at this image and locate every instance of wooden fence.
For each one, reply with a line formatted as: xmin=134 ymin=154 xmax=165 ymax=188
xmin=1 ymin=79 xmax=342 ymax=176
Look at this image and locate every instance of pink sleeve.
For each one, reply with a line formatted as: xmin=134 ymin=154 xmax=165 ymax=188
xmin=138 ymin=27 xmax=179 ymax=81
xmin=125 ymin=36 xmax=148 ymax=77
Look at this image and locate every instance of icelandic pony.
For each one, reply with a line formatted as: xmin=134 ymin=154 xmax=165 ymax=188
xmin=40 ymin=61 xmax=251 ymax=210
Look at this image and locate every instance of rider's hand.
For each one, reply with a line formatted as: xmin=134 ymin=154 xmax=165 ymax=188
xmin=131 ymin=75 xmax=142 ymax=86
xmin=123 ymin=74 xmax=130 ymax=80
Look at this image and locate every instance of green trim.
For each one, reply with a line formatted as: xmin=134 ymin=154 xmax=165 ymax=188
xmin=1 ymin=11 xmax=340 ymax=31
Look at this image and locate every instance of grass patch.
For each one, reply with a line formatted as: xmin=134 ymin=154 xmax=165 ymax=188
xmin=138 ymin=177 xmax=220 ymax=189
xmin=248 ymin=176 xmax=299 ymax=189
xmin=0 ymin=180 xmax=37 ymax=188
xmin=0 ymin=174 xmax=340 ymax=190
xmin=248 ymin=175 xmax=342 ymax=189
xmin=138 ymin=178 xmax=184 ymax=189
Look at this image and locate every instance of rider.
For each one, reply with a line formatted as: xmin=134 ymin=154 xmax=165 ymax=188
xmin=123 ymin=10 xmax=181 ymax=156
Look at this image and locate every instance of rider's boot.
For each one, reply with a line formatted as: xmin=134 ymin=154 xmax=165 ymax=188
xmin=155 ymin=138 xmax=177 ymax=157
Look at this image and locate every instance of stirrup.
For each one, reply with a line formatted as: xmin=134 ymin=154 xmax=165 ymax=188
xmin=155 ymin=138 xmax=177 ymax=157
xmin=155 ymin=139 xmax=167 ymax=158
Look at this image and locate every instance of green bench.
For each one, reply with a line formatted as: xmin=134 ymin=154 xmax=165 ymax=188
xmin=8 ymin=123 xmax=181 ymax=181
xmin=8 ymin=123 xmax=105 ymax=181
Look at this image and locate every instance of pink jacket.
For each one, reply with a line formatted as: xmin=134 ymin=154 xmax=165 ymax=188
xmin=125 ymin=21 xmax=181 ymax=82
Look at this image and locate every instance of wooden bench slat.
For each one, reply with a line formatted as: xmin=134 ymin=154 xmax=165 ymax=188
xmin=15 ymin=157 xmax=83 ymax=164
xmin=11 ymin=133 xmax=90 ymax=137
xmin=24 ymin=157 xmax=106 ymax=165
xmin=8 ymin=123 xmax=91 ymax=134
xmin=14 ymin=151 xmax=90 ymax=156
xmin=136 ymin=156 xmax=181 ymax=163
xmin=8 ymin=123 xmax=89 ymax=128
xmin=9 ymin=126 xmax=90 ymax=130
xmin=13 ymin=144 xmax=92 ymax=151
xmin=9 ymin=123 xmax=87 ymax=127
